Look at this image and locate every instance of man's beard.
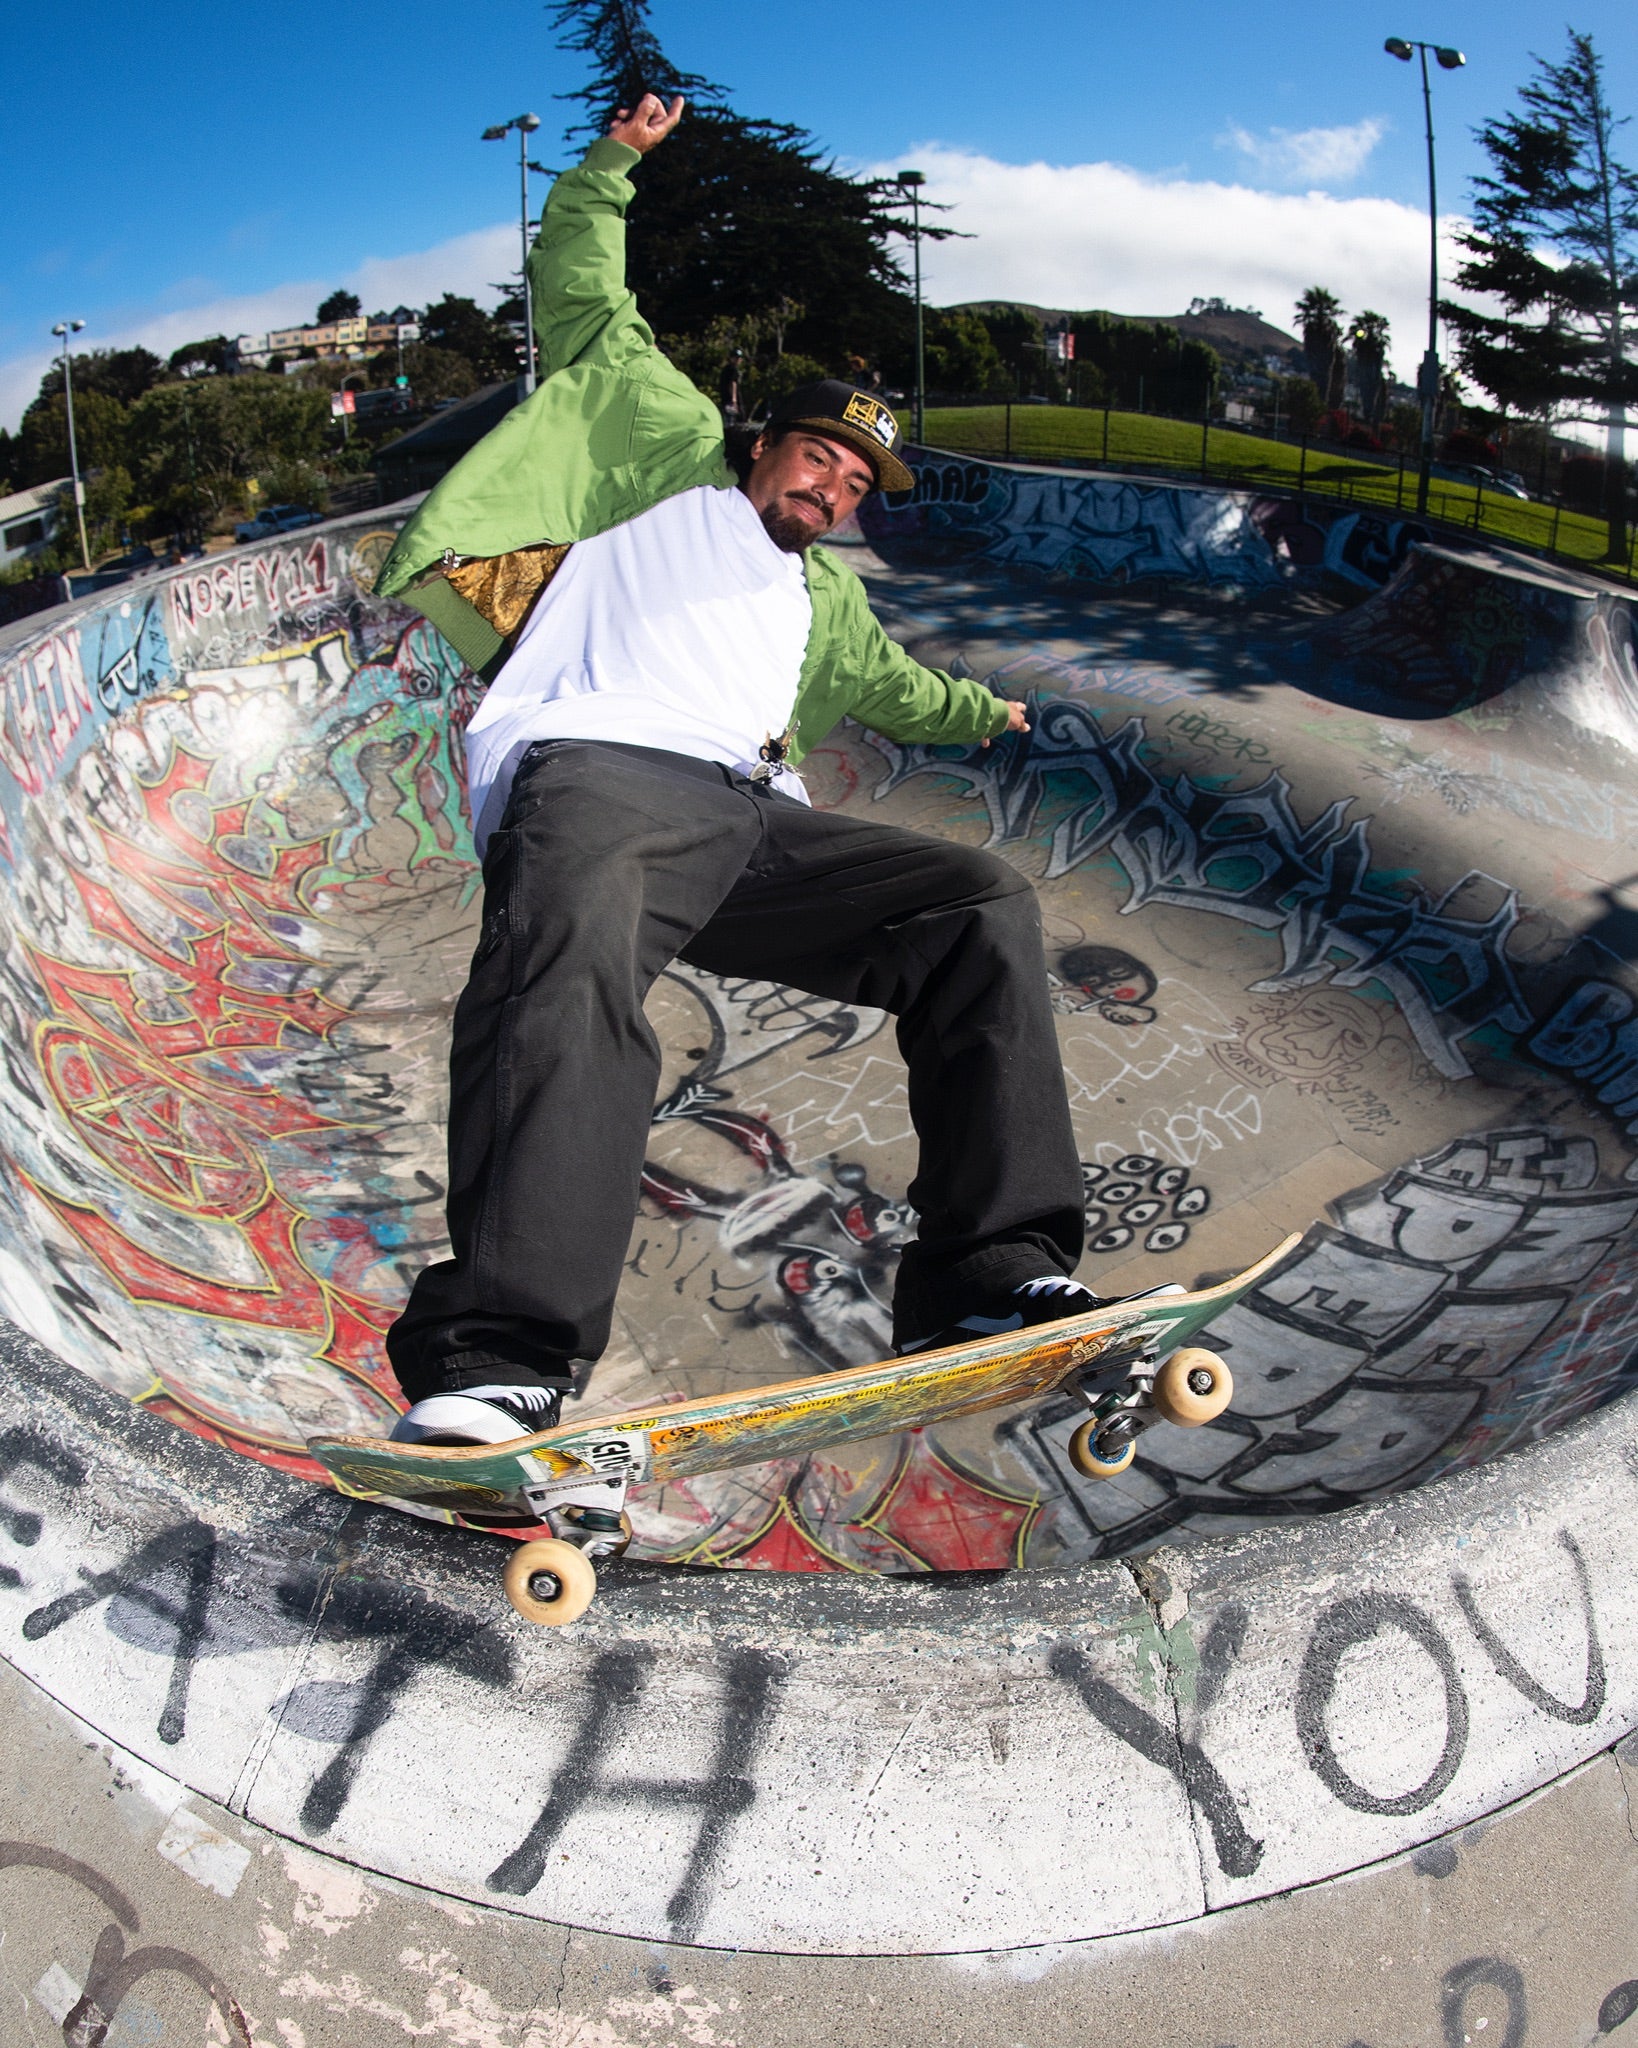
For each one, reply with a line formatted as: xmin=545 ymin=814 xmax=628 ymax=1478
xmin=760 ymin=494 xmax=831 ymax=553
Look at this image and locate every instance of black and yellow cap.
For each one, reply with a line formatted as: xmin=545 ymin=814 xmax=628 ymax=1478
xmin=766 ymin=380 xmax=914 ymax=493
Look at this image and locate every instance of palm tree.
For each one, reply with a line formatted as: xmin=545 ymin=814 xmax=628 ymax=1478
xmin=1348 ymin=311 xmax=1392 ymax=428
xmin=1295 ymin=287 xmax=1345 ymax=410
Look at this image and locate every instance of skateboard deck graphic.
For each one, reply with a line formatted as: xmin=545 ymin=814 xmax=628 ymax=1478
xmin=309 ymin=1236 xmax=1300 ymax=1601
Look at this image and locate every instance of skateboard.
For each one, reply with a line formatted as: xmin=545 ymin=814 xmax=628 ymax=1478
xmin=310 ymin=1234 xmax=1299 ymax=1626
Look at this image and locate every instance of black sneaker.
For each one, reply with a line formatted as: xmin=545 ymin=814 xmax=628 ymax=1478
xmin=897 ymin=1274 xmax=1182 ymax=1355
xmin=390 ymin=1383 xmax=563 ymax=1446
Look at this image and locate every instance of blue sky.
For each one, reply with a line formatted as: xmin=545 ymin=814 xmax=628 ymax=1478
xmin=4 ymin=0 xmax=1634 ymax=427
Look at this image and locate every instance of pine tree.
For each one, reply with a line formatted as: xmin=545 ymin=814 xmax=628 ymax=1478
xmin=546 ymin=0 xmax=919 ymax=373
xmin=1445 ymin=30 xmax=1637 ymax=558
xmin=1068 ymin=313 xmax=1220 ymax=412
xmin=32 ymin=346 xmax=163 ymax=408
xmin=547 ymin=0 xmax=722 ymax=131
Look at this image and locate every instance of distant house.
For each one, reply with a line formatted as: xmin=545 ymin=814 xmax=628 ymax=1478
xmin=0 ymin=480 xmax=67 ymax=571
xmin=367 ymin=307 xmax=421 ymax=348
xmin=233 ymin=312 xmax=417 ymax=371
xmin=375 ymin=380 xmax=524 ymax=498
xmin=268 ymin=315 xmax=370 ymax=355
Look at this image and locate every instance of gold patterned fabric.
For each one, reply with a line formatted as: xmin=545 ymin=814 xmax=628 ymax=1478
xmin=445 ymin=542 xmax=572 ymax=642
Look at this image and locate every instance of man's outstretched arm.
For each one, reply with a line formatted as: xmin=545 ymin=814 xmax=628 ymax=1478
xmin=846 ymin=606 xmax=1028 ymax=748
xmin=794 ymin=561 xmax=1027 ymax=758
xmin=529 ymin=92 xmax=683 ymax=378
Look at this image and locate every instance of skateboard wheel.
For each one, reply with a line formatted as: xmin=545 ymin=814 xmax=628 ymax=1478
xmin=1067 ymin=1419 xmax=1136 ymax=1479
xmin=503 ymin=1537 xmax=597 ymax=1627
xmin=1151 ymin=1348 xmax=1233 ymax=1426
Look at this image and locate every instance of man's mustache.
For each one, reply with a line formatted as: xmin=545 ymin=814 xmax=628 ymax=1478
xmin=783 ymin=489 xmax=833 ymax=527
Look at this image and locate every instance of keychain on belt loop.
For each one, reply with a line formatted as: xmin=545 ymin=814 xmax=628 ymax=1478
xmin=750 ymin=721 xmax=798 ymax=783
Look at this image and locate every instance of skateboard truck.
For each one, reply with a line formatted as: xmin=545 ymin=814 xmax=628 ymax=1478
xmin=1066 ymin=1344 xmax=1233 ymax=1481
xmin=554 ymin=1502 xmax=632 ymax=1553
xmin=505 ymin=1467 xmax=635 ymax=1625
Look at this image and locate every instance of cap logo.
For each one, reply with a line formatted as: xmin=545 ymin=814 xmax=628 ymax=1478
xmin=841 ymin=393 xmax=896 ymax=449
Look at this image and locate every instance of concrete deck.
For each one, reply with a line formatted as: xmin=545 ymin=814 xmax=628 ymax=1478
xmin=5 ymin=1607 xmax=1637 ymax=2042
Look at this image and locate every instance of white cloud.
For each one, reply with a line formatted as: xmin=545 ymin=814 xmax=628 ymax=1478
xmin=871 ymin=146 xmax=1467 ymax=383
xmin=347 ymin=225 xmax=521 ymax=325
xmin=3 ymin=151 xmax=1474 ymax=431
xmin=2 ymin=352 xmax=63 ymax=438
xmin=0 ymin=222 xmax=517 ymax=431
xmin=1219 ymin=118 xmax=1385 ymax=185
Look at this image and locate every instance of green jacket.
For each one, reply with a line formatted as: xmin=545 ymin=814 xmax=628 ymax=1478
xmin=374 ymin=138 xmax=1009 ymax=766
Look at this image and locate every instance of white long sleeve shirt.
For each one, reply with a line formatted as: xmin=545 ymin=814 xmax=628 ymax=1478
xmin=463 ymin=484 xmax=813 ymax=850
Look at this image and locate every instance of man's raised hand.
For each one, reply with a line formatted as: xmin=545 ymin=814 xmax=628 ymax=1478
xmin=608 ymin=94 xmax=684 ymax=154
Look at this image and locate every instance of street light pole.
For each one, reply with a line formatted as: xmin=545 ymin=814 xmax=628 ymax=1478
xmin=517 ymin=115 xmax=540 ymax=393
xmin=180 ymin=384 xmax=201 ymax=550
xmin=484 ymin=113 xmax=543 ymax=394
xmin=51 ymin=319 xmax=90 ymax=570
xmin=1385 ymin=37 xmax=1465 ymax=515
xmin=897 ymin=170 xmax=927 ymax=444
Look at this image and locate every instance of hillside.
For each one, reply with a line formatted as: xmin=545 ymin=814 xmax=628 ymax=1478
xmin=950 ymin=300 xmax=1302 ymax=368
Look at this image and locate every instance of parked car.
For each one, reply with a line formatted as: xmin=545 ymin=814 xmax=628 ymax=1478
xmin=95 ymin=544 xmax=157 ymax=577
xmin=1469 ymin=466 xmax=1530 ymax=499
xmin=234 ymin=503 xmax=325 ymax=544
xmin=1444 ymin=463 xmax=1530 ymax=500
xmin=61 ymin=543 xmax=163 ymax=601
xmin=350 ymin=387 xmax=416 ymax=421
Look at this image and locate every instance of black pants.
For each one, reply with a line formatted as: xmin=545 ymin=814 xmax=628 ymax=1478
xmin=387 ymin=740 xmax=1084 ymax=1400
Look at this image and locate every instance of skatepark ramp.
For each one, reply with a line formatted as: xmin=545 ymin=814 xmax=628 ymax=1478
xmin=1 ymin=479 xmax=1635 ymax=1572
xmin=0 ymin=465 xmax=1635 ymax=2004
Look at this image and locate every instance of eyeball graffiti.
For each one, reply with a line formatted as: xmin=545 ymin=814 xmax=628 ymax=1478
xmin=1082 ymin=1159 xmax=1212 ymax=1257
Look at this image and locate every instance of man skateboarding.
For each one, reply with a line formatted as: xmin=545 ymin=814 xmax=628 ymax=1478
xmin=377 ymin=92 xmax=1122 ymax=1449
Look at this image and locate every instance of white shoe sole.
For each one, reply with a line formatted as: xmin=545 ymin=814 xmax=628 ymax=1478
xmin=390 ymin=1394 xmax=535 ymax=1446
